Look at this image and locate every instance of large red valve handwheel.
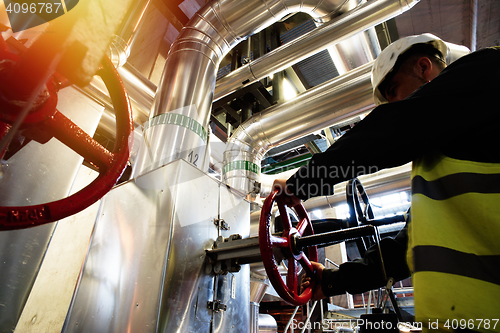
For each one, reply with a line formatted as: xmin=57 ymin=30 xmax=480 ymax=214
xmin=259 ymin=189 xmax=318 ymax=306
xmin=0 ymin=55 xmax=133 ymax=230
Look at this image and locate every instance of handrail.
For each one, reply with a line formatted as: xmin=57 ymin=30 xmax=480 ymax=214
xmin=284 ymin=306 xmax=300 ymax=333
xmin=283 ymin=300 xmax=319 ymax=333
xmin=300 ymin=301 xmax=318 ymax=333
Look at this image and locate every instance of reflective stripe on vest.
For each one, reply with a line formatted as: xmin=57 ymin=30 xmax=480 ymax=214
xmin=409 ymin=151 xmax=500 ymax=332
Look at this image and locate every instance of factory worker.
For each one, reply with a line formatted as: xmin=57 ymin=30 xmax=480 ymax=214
xmin=273 ymin=33 xmax=500 ymax=332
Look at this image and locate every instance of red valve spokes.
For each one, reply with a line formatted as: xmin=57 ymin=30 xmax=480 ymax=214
xmin=44 ymin=110 xmax=115 ymax=171
xmin=0 ymin=56 xmax=133 ymax=230
xmin=259 ymin=189 xmax=318 ymax=306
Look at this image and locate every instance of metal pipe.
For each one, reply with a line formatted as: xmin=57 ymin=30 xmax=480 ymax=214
xmin=91 ymin=0 xmax=417 ymax=139
xmin=214 ymin=0 xmax=420 ymax=101
xmin=250 ymin=278 xmax=272 ymax=333
xmin=109 ymin=0 xmax=153 ymax=67
xmin=303 ymin=163 xmax=411 ymax=211
xmin=258 ymin=314 xmax=278 ymax=333
xmin=223 ymin=61 xmax=374 ymax=194
xmin=86 ymin=62 xmax=156 ymax=127
xmin=131 ymin=0 xmax=360 ymax=178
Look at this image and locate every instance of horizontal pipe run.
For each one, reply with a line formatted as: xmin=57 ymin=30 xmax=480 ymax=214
xmin=303 ymin=163 xmax=412 ymax=212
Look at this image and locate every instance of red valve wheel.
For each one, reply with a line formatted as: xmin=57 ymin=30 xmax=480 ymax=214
xmin=259 ymin=189 xmax=318 ymax=306
xmin=0 ymin=55 xmax=133 ymax=230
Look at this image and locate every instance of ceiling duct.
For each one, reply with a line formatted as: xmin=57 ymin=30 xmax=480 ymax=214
xmin=130 ymin=0 xmax=363 ymax=178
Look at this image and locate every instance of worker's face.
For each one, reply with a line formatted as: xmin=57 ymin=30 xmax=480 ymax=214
xmin=383 ymin=69 xmax=428 ymax=103
xmin=382 ymin=56 xmax=443 ymax=103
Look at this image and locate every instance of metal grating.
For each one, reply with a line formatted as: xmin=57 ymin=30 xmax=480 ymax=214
xmin=295 ymin=49 xmax=339 ymax=87
xmin=280 ymin=19 xmax=339 ymax=87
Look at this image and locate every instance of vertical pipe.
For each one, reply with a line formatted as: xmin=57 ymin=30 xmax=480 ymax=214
xmin=116 ymin=0 xmax=152 ymax=49
xmin=108 ymin=0 xmax=153 ymax=67
xmin=250 ymin=302 xmax=259 ymax=333
xmin=470 ymin=0 xmax=478 ymax=51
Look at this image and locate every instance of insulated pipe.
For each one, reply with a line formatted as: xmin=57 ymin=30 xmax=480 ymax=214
xmin=258 ymin=314 xmax=278 ymax=333
xmin=131 ymin=0 xmax=360 ymax=178
xmin=302 ymin=163 xmax=412 ymax=212
xmin=86 ymin=62 xmax=156 ymax=126
xmin=250 ymin=278 xmax=270 ymax=333
xmin=330 ymin=15 xmax=381 ymax=75
xmin=223 ymin=61 xmax=374 ymax=195
xmin=248 ymin=164 xmax=411 ymax=234
xmin=108 ymin=0 xmax=152 ymax=67
xmin=214 ymin=0 xmax=420 ymax=102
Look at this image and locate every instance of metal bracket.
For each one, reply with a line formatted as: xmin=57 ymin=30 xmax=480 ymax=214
xmin=207 ymin=300 xmax=227 ymax=312
xmin=212 ymin=259 xmax=241 ymax=275
xmin=214 ymin=218 xmax=230 ymax=230
xmin=251 ymin=181 xmax=261 ymax=195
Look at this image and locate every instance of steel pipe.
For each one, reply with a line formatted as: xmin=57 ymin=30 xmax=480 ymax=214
xmin=257 ymin=314 xmax=278 ymax=333
xmin=109 ymin=0 xmax=152 ymax=67
xmin=86 ymin=62 xmax=156 ymax=127
xmin=303 ymin=163 xmax=411 ymax=211
xmin=295 ymin=224 xmax=380 ymax=251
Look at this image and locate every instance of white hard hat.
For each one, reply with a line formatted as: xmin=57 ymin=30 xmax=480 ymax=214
xmin=371 ymin=33 xmax=448 ymax=106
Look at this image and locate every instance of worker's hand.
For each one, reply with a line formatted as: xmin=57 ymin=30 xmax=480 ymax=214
xmin=272 ymin=179 xmax=301 ymax=207
xmin=300 ymin=261 xmax=327 ymax=301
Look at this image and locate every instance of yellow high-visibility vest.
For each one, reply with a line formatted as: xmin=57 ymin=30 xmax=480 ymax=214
xmin=409 ymin=150 xmax=500 ymax=333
